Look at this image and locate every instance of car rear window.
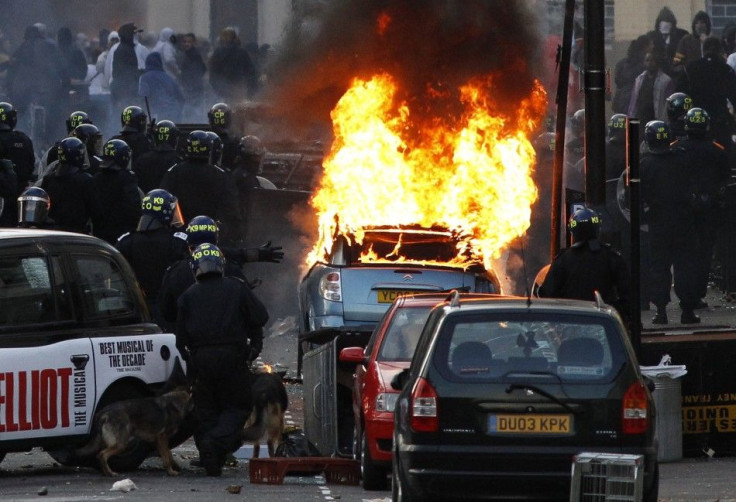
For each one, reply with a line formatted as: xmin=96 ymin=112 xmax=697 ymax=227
xmin=0 ymin=255 xmax=72 ymax=326
xmin=377 ymin=305 xmax=432 ymax=361
xmin=342 ymin=229 xmax=476 ymax=265
xmin=432 ymin=312 xmax=627 ymax=383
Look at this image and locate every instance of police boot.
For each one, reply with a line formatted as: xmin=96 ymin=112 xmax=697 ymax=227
xmin=680 ymin=309 xmax=701 ymax=324
xmin=651 ymin=306 xmax=668 ymax=325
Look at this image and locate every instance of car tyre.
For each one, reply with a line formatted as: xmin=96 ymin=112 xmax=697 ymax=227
xmin=392 ymin=451 xmax=415 ymax=502
xmin=644 ymin=462 xmax=660 ymax=502
xmin=361 ymin=430 xmax=388 ymax=490
xmin=0 ymin=452 xmax=5 ymax=465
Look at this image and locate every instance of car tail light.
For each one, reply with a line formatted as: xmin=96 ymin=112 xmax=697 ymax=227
xmin=622 ymin=381 xmax=649 ymax=434
xmin=410 ymin=377 xmax=438 ymax=432
xmin=376 ymin=392 xmax=399 ymax=412
xmin=319 ymin=271 xmax=342 ymax=301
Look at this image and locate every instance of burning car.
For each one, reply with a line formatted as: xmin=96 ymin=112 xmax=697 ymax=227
xmin=298 ymin=224 xmax=501 ymax=333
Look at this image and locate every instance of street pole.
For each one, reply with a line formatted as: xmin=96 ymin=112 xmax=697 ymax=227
xmin=628 ymin=118 xmax=642 ymax=356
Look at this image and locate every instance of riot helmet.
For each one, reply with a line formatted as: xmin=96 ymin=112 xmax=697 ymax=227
xmin=569 ymin=207 xmax=601 ymax=245
xmin=186 ymin=215 xmax=219 ymax=247
xmin=152 ymin=119 xmax=178 ymax=148
xmin=137 ymin=189 xmax=184 ymax=231
xmin=205 ymin=131 xmax=223 ymax=165
xmin=57 ymin=137 xmax=86 ymax=168
xmin=185 ymin=130 xmax=211 ymax=160
xmin=569 ymin=109 xmax=585 ymax=137
xmin=684 ymin=107 xmax=710 ymax=135
xmin=17 ymin=187 xmax=50 ymax=227
xmin=0 ymin=102 xmax=17 ymax=131
xmin=65 ymin=110 xmax=91 ymax=133
xmin=607 ymin=114 xmax=627 ymax=141
xmin=100 ymin=139 xmax=132 ymax=170
xmin=665 ymin=92 xmax=693 ymax=123
xmin=72 ymin=123 xmax=103 ymax=156
xmin=207 ymin=102 xmax=231 ymax=130
xmin=190 ymin=243 xmax=225 ymax=279
xmin=120 ymin=105 xmax=147 ymax=133
xmin=644 ymin=120 xmax=671 ymax=153
xmin=238 ymin=135 xmax=265 ymax=173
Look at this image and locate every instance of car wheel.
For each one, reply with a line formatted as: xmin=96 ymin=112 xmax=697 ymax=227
xmin=644 ymin=462 xmax=660 ymax=502
xmin=51 ymin=384 xmax=152 ymax=472
xmin=0 ymin=452 xmax=5 ymax=465
xmin=361 ymin=430 xmax=388 ymax=490
xmin=392 ymin=451 xmax=415 ymax=502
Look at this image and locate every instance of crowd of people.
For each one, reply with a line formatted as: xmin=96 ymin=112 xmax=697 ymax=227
xmin=0 ymin=32 xmax=281 ymax=472
xmin=0 ymin=21 xmax=272 ymax=149
xmin=536 ymin=7 xmax=736 ymax=327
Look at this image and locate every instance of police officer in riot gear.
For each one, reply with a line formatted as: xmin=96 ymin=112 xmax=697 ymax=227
xmin=205 ymin=131 xmax=224 ymax=169
xmin=134 ymin=119 xmax=181 ymax=193
xmin=17 ymin=186 xmax=55 ymax=228
xmin=111 ymin=105 xmax=153 ymax=162
xmin=207 ymin=103 xmax=239 ymax=170
xmin=539 ymin=207 xmax=630 ymax=320
xmin=160 ymin=130 xmax=242 ymax=245
xmin=40 ymin=110 xmax=94 ymax=173
xmin=158 ymin=215 xmax=283 ymax=330
xmin=641 ymin=120 xmax=700 ymax=324
xmin=666 ymin=92 xmax=693 ymax=140
xmin=90 ymin=139 xmax=142 ymax=244
xmin=116 ymin=189 xmax=189 ymax=319
xmin=175 ymin=242 xmax=269 ymax=477
xmin=673 ymin=107 xmax=731 ymax=309
xmin=39 ymin=137 xmax=99 ymax=234
xmin=72 ymin=123 xmax=103 ymax=174
xmin=0 ymin=102 xmax=36 ymax=217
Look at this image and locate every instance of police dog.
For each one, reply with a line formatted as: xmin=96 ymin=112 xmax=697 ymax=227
xmin=242 ymin=371 xmax=289 ymax=458
xmin=76 ymin=389 xmax=192 ymax=476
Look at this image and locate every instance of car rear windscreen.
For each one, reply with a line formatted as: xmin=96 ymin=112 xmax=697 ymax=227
xmin=432 ymin=312 xmax=627 ymax=383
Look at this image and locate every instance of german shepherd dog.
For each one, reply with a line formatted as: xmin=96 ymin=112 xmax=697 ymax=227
xmin=242 ymin=371 xmax=289 ymax=458
xmin=76 ymin=389 xmax=192 ymax=476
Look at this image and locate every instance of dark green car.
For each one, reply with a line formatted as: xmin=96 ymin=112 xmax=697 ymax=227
xmin=392 ymin=294 xmax=658 ymax=501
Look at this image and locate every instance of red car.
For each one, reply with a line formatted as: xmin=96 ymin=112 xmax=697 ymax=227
xmin=339 ymin=292 xmax=497 ymax=490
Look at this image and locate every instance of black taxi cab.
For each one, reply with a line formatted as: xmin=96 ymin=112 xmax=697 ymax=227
xmin=0 ymin=229 xmax=185 ymax=471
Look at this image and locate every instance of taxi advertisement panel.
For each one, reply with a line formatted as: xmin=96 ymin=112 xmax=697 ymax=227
xmin=0 ymin=339 xmax=95 ymax=440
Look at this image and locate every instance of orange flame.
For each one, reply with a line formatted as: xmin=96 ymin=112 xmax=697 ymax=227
xmin=307 ymin=73 xmax=547 ymax=271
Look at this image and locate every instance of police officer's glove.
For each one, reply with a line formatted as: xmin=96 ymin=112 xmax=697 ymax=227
xmin=257 ymin=241 xmax=284 ymax=263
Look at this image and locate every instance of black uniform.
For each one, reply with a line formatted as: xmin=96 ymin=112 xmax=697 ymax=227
xmin=115 ymin=227 xmax=189 ymax=317
xmin=40 ymin=165 xmax=98 ymax=234
xmin=160 ymin=160 xmax=242 ymax=245
xmin=90 ymin=169 xmax=142 ymax=244
xmin=0 ymin=159 xmax=18 ymax=227
xmin=539 ymin=241 xmax=630 ymax=319
xmin=133 ymin=146 xmax=180 ymax=194
xmin=175 ymin=274 xmax=268 ymax=473
xmin=158 ymin=254 xmax=246 ymax=331
xmin=214 ymin=130 xmax=239 ymax=172
xmin=676 ymin=137 xmax=731 ymax=299
xmin=0 ymin=129 xmax=36 ymax=218
xmin=111 ymin=131 xmax=153 ymax=163
xmin=640 ymin=145 xmax=699 ymax=310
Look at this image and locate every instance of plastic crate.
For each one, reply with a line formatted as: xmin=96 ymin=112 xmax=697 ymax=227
xmin=248 ymin=457 xmax=360 ymax=485
xmin=570 ymin=453 xmax=644 ymax=502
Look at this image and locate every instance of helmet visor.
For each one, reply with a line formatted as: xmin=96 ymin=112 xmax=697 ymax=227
xmin=170 ymin=201 xmax=185 ymax=228
xmin=18 ymin=196 xmax=49 ymax=225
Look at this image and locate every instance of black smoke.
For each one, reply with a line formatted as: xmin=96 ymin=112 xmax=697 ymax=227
xmin=263 ymin=0 xmax=543 ymax=141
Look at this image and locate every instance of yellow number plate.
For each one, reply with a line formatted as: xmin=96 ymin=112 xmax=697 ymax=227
xmin=376 ymin=290 xmax=418 ymax=303
xmin=489 ymin=414 xmax=573 ymax=434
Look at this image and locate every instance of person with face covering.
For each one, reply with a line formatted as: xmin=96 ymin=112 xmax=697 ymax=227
xmin=152 ymin=27 xmax=180 ymax=78
xmin=673 ymin=11 xmax=712 ymax=73
xmin=646 ymin=7 xmax=688 ymax=77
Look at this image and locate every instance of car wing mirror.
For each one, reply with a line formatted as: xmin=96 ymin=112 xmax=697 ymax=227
xmin=339 ymin=346 xmax=366 ymax=364
xmin=391 ymin=368 xmax=410 ymax=391
xmin=643 ymin=375 xmax=656 ymax=393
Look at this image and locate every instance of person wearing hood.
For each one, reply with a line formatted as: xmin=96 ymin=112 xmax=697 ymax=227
xmin=673 ymin=11 xmax=712 ymax=72
xmin=208 ymin=27 xmax=257 ymax=102
xmin=646 ymin=7 xmax=688 ymax=77
xmin=105 ymin=23 xmax=149 ymax=111
xmin=152 ymin=27 xmax=180 ymax=78
xmin=138 ymin=52 xmax=184 ymax=123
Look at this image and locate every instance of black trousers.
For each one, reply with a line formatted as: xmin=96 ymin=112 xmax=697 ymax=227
xmin=191 ymin=346 xmax=252 ymax=463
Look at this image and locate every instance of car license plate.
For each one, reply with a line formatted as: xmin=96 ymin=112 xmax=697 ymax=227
xmin=376 ymin=289 xmax=418 ymax=303
xmin=488 ymin=414 xmax=573 ymax=434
